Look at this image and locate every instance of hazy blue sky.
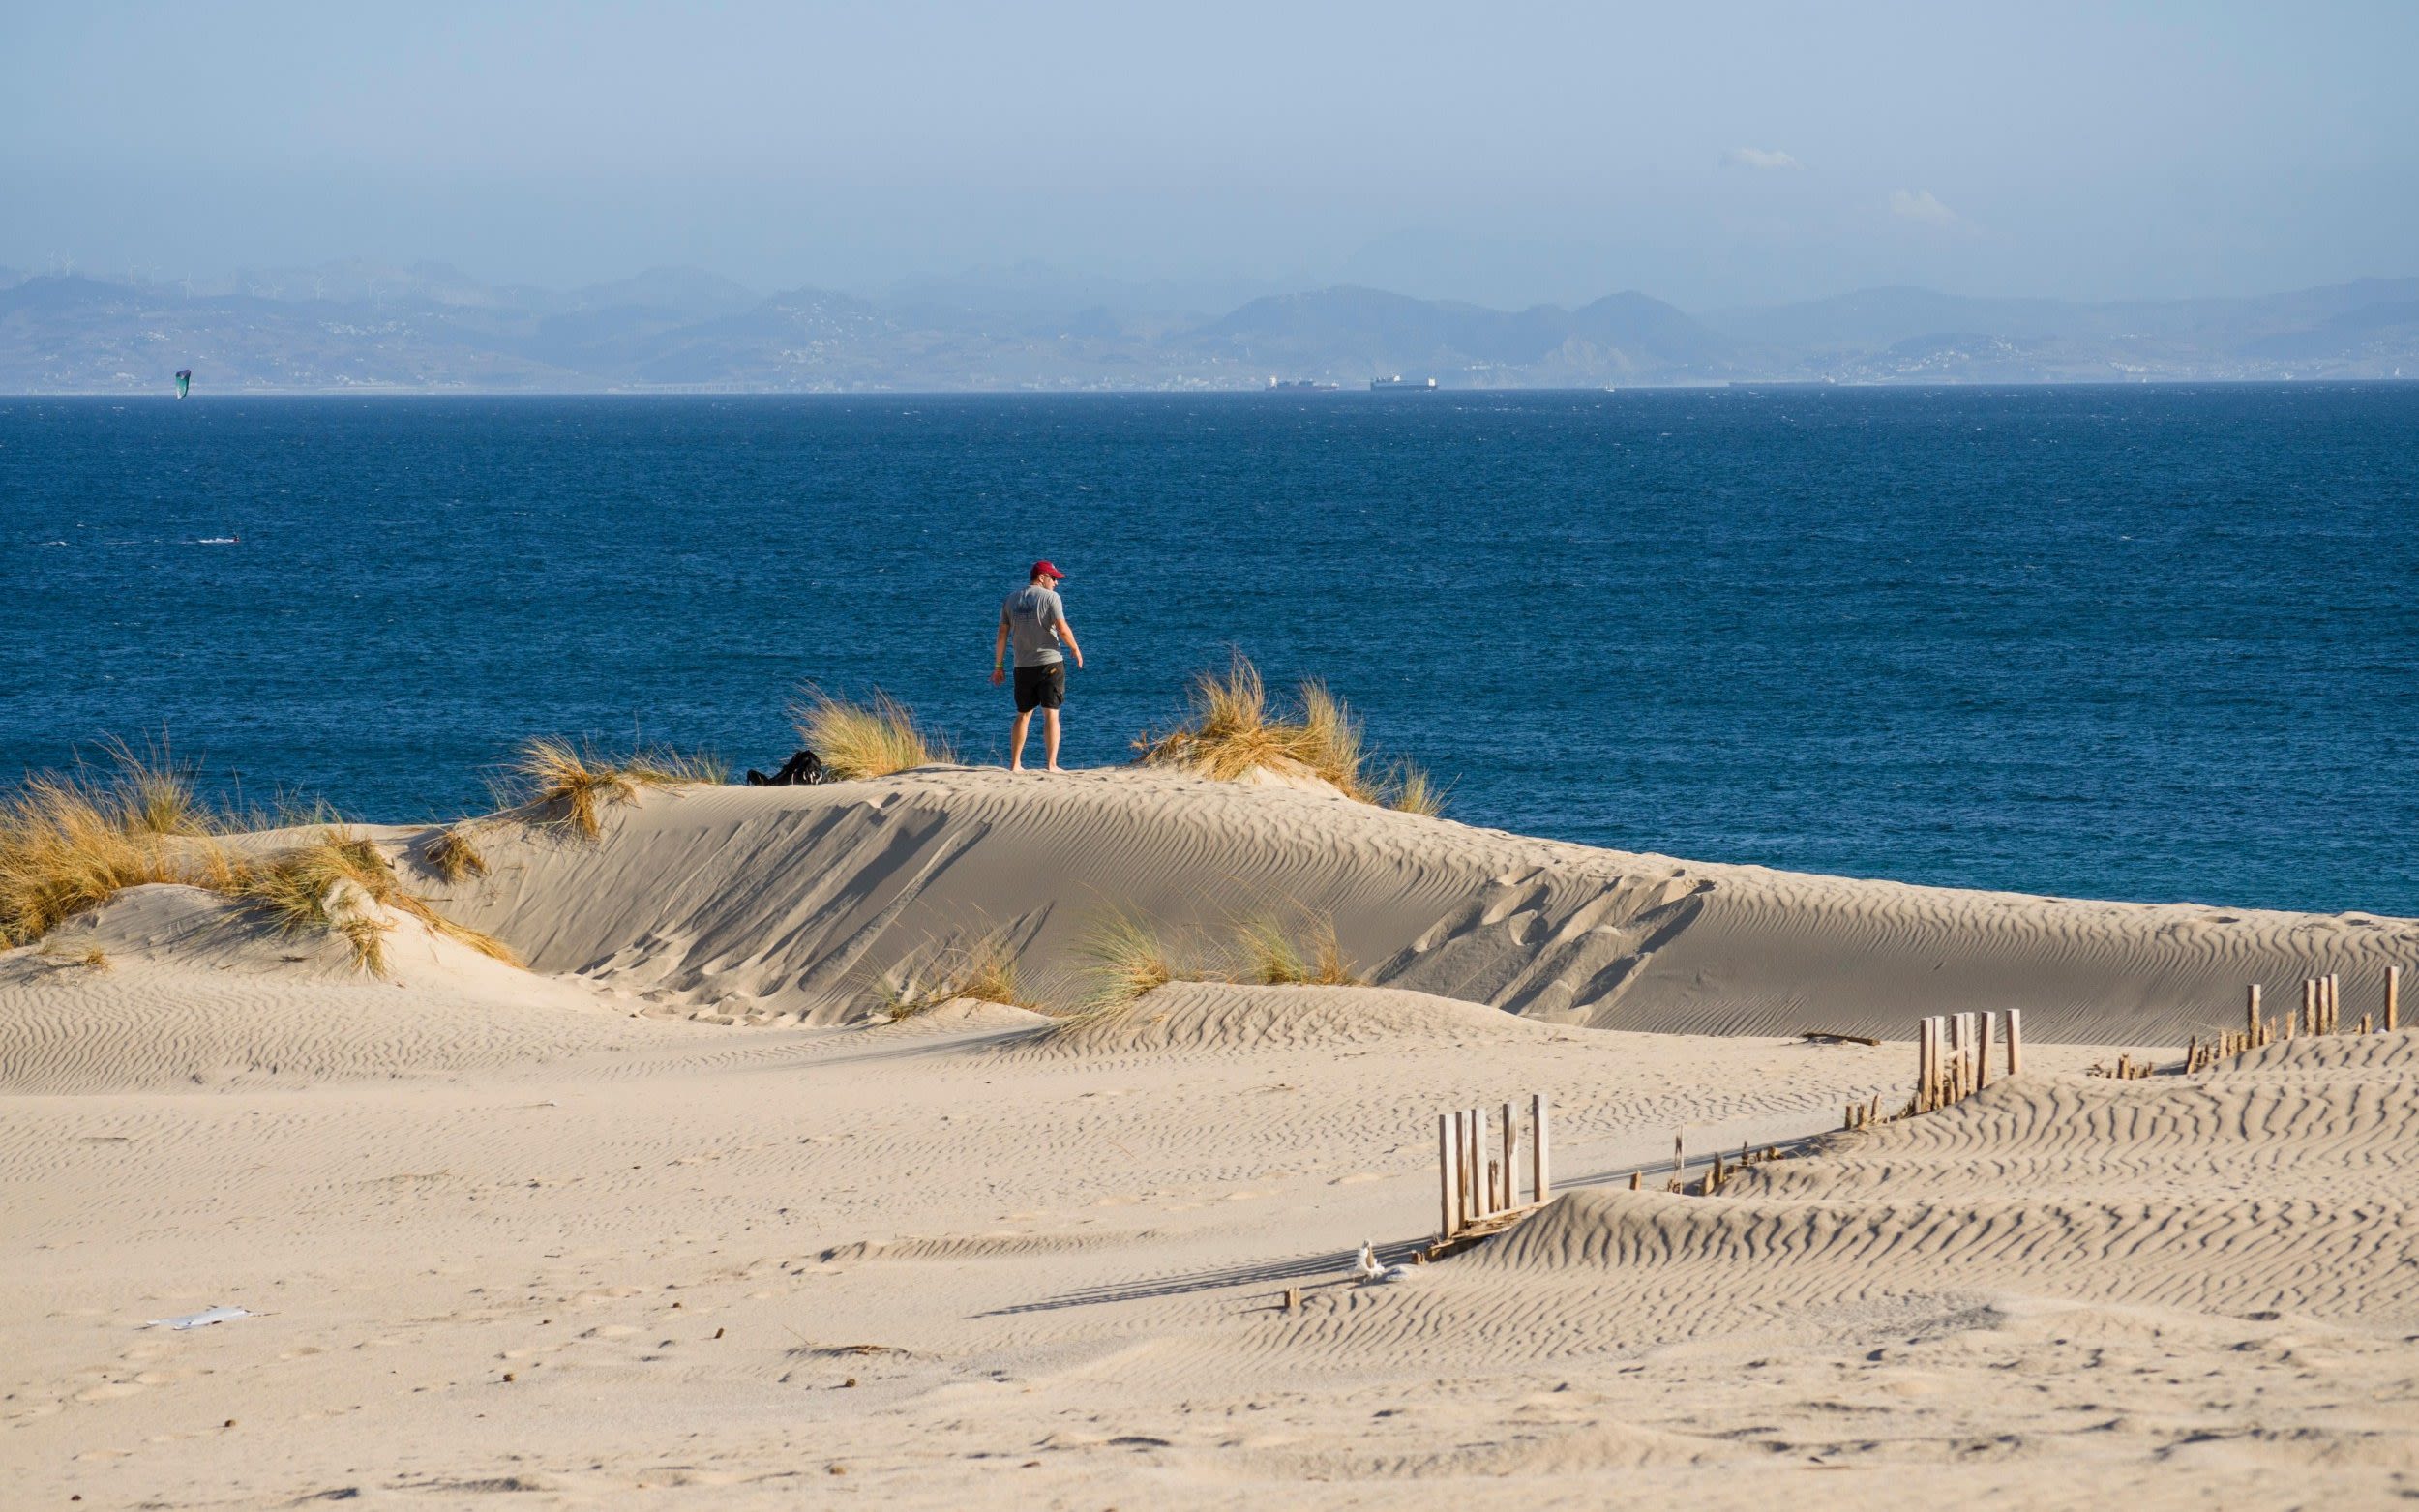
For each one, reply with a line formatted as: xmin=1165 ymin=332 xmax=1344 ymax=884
xmin=5 ymin=1 xmax=2414 ymax=310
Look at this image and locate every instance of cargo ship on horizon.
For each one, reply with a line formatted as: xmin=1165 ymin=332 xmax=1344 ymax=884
xmin=1370 ymin=374 xmax=1437 ymax=391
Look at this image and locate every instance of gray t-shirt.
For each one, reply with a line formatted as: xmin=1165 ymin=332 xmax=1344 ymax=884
xmin=1001 ymin=584 xmax=1069 ymax=667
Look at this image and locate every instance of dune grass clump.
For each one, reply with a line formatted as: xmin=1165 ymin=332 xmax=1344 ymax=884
xmin=227 ymin=829 xmax=400 ymax=974
xmin=424 ymin=825 xmax=491 ymax=884
xmin=232 ymin=827 xmax=522 ymax=976
xmin=1137 ymin=654 xmax=1441 ymax=812
xmin=503 ymin=738 xmax=720 ymax=840
xmin=3 ymin=744 xmax=520 ymax=977
xmin=618 ymin=748 xmax=730 ymax=786
xmin=1135 ymin=656 xmax=1298 ymax=784
xmin=1381 ymin=761 xmax=1448 ymax=817
xmin=0 ymin=769 xmax=215 ymax=948
xmin=1044 ymin=905 xmax=1186 ymax=1032
xmin=1236 ymin=911 xmax=1363 ymax=987
xmin=791 ymin=686 xmax=954 ymax=781
xmin=100 ymin=735 xmax=215 ymax=837
xmin=875 ymin=933 xmax=1030 ymax=1022
xmin=950 ymin=933 xmax=1025 ymax=1008
xmin=1290 ymin=681 xmax=1369 ymax=796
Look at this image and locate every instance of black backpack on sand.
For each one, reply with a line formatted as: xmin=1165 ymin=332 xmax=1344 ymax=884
xmin=746 ymin=749 xmax=829 ymax=786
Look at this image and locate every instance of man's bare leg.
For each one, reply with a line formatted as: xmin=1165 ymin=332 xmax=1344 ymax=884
xmin=1043 ymin=708 xmax=1063 ymax=772
xmin=1008 ymin=710 xmax=1033 ymax=772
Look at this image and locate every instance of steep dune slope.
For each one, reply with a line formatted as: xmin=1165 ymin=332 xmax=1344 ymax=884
xmin=422 ymin=767 xmax=2417 ymax=1042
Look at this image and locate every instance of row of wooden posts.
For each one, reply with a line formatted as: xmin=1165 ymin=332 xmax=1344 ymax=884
xmin=1628 ymin=1134 xmax=1790 ymax=1195
xmin=1437 ymin=1094 xmax=1549 ymax=1242
xmin=1863 ymin=968 xmax=2405 ymax=1125
xmin=1436 ymin=969 xmax=2407 ymax=1247
xmin=1912 ymin=1009 xmax=2022 ymax=1114
xmin=2188 ymin=968 xmax=2401 ymax=1072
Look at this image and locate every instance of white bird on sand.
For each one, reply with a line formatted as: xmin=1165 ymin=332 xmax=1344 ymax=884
xmin=1355 ymin=1241 xmax=1410 ymax=1285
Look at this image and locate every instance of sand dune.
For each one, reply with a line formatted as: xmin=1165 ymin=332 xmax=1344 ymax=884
xmin=4 ymin=768 xmax=2414 ymax=1505
xmin=1006 ymin=980 xmax=1562 ymax=1059
xmin=419 ymin=767 xmax=2415 ymax=1043
xmin=0 ymin=884 xmax=679 ymax=1093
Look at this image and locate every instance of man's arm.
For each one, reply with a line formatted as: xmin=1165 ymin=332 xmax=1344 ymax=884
xmin=1055 ymin=613 xmax=1083 ymax=670
xmin=991 ymin=610 xmax=1010 ymax=685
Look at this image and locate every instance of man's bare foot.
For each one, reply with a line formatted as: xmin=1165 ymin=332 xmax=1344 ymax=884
xmin=1008 ymin=764 xmax=1024 ymax=773
xmin=1045 ymin=764 xmax=1066 ymax=773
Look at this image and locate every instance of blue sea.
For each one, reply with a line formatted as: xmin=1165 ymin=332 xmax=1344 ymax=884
xmin=4 ymin=387 xmax=2415 ymax=916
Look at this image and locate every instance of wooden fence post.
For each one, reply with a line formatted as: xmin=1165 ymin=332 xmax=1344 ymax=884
xmin=1531 ymin=1093 xmax=1550 ymax=1205
xmin=1438 ymin=1112 xmax=1457 ymax=1239
xmin=2388 ymin=965 xmax=2401 ymax=1033
xmin=1477 ymin=1107 xmax=1493 ymax=1215
xmin=1469 ymin=1109 xmax=1484 ymax=1217
xmin=1478 ymin=1108 xmax=1493 ymax=1217
xmin=1490 ymin=1098 xmax=1509 ymax=1204
xmin=2005 ymin=1009 xmax=2023 ymax=1078
xmin=1459 ymin=1110 xmax=1477 ymax=1227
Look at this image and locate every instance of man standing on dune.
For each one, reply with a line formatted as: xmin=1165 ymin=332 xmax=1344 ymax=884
xmin=992 ymin=559 xmax=1084 ymax=772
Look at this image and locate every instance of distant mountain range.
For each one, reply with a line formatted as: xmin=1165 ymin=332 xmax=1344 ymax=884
xmin=3 ymin=261 xmax=2414 ymax=393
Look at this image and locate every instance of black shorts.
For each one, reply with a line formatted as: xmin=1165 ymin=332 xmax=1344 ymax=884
xmin=1013 ymin=663 xmax=1066 ymax=713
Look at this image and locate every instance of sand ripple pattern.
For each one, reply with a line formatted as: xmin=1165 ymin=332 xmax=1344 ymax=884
xmin=996 ymin=980 xmax=1562 ymax=1062
xmin=0 ymin=885 xmax=665 ymax=1092
xmin=1313 ymin=1040 xmax=2419 ymax=1374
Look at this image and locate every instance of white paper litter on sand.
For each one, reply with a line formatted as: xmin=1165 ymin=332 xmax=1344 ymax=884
xmin=146 ymin=1306 xmax=252 ymax=1330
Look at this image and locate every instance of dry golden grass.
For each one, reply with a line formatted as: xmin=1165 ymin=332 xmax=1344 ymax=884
xmin=1291 ymin=681 xmax=1368 ymax=796
xmin=1236 ymin=911 xmax=1363 ymax=987
xmin=791 ymin=687 xmax=954 ymax=780
xmin=1134 ymin=655 xmax=1290 ymax=783
xmin=1137 ymin=654 xmax=1414 ymax=804
xmin=0 ymin=772 xmax=205 ymax=947
xmin=232 ymin=828 xmax=522 ymax=976
xmin=505 ymin=740 xmax=633 ymax=841
xmin=98 ymin=735 xmax=215 ymax=837
xmin=618 ymin=749 xmax=730 ymax=786
xmin=875 ymin=933 xmax=1030 ymax=1022
xmin=1052 ymin=906 xmax=1182 ymax=1029
xmin=226 ymin=830 xmax=399 ymax=975
xmin=1235 ymin=914 xmax=1306 ymax=985
xmin=38 ymin=943 xmax=112 ymax=973
xmin=425 ymin=825 xmax=490 ymax=884
xmin=1382 ymin=762 xmax=1448 ymax=817
xmin=502 ymin=739 xmax=719 ymax=840
xmin=4 ymin=749 xmax=518 ymax=975
xmin=952 ymin=933 xmax=1025 ymax=1007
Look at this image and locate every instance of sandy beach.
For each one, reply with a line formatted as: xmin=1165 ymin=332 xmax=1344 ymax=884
xmin=6 ymin=767 xmax=2416 ymax=1506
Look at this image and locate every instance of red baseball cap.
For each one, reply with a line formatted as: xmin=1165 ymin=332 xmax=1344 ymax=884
xmin=1031 ymin=560 xmax=1066 ymax=580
